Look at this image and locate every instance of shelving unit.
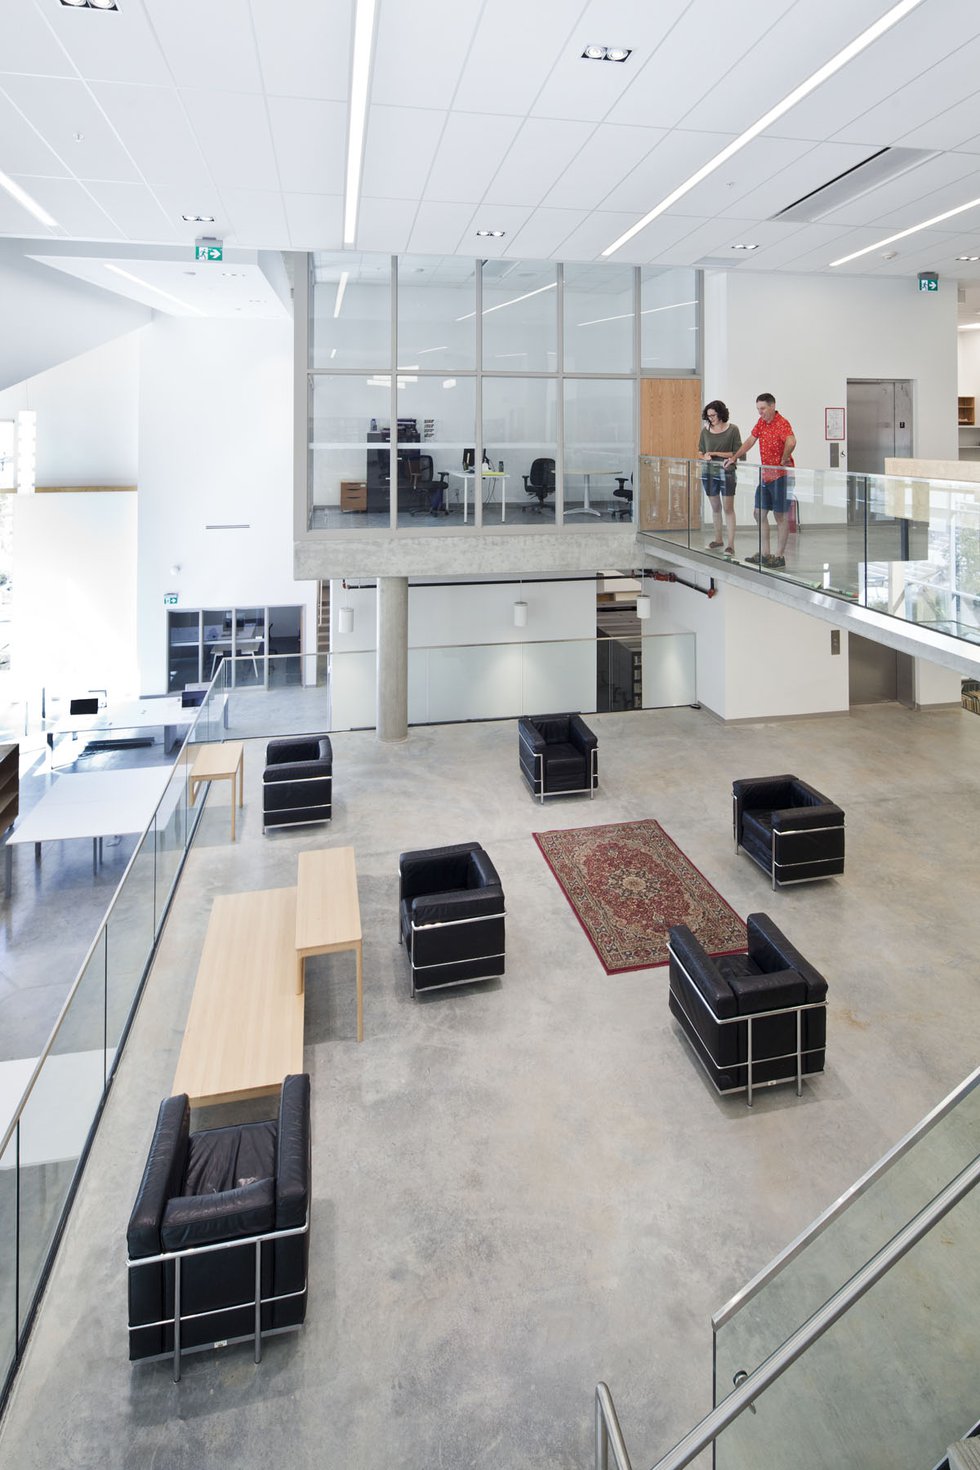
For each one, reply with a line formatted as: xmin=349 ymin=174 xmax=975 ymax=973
xmin=958 ymin=397 xmax=980 ymax=460
xmin=0 ymin=742 xmax=19 ymax=897
xmin=957 ymin=396 xmax=975 ymax=425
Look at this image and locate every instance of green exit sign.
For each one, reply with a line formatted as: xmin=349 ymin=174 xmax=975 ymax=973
xmin=918 ymin=271 xmax=938 ymax=292
xmin=163 ymin=592 xmax=179 ymax=606
xmin=195 ymin=243 xmax=223 ymax=261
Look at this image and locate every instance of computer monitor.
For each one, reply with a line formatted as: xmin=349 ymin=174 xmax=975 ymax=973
xmin=69 ymin=697 xmax=99 ymax=716
xmin=462 ymin=448 xmax=475 ymax=471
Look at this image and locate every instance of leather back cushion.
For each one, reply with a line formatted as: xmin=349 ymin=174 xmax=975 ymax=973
xmin=182 ymin=1121 xmax=276 ymax=1198
xmin=532 ymin=716 xmax=571 ymax=744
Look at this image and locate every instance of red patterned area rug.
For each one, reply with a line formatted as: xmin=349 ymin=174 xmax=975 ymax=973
xmin=533 ymin=819 xmax=745 ymax=974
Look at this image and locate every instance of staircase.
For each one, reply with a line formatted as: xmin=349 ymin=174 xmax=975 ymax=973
xmin=317 ymin=580 xmax=330 ymax=657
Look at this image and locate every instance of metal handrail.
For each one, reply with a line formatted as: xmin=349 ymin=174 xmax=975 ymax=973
xmin=712 ymin=1062 xmax=980 ymax=1329
xmin=597 ymin=1151 xmax=980 ymax=1470
xmin=596 ymin=1382 xmax=633 ymax=1470
xmin=0 ymin=678 xmax=221 ymax=1161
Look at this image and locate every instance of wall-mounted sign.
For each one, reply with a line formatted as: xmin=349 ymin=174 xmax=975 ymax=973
xmin=917 ymin=271 xmax=938 ymax=292
xmin=825 ymin=407 xmax=845 ymax=441
xmin=195 ymin=240 xmax=223 ymax=262
xmin=163 ymin=592 xmax=179 ymax=606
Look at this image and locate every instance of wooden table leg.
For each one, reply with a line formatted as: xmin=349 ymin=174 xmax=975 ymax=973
xmin=230 ymin=774 xmax=236 ymax=843
xmin=356 ymin=939 xmax=363 ymax=1042
xmin=297 ymin=954 xmax=305 ymax=996
xmin=238 ymin=751 xmax=244 ymax=808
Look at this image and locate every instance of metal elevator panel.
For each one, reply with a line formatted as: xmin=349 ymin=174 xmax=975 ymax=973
xmin=846 ymin=379 xmax=913 ymax=474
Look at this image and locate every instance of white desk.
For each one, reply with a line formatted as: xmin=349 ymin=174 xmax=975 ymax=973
xmin=567 ymin=467 xmax=625 ymax=517
xmin=205 ymin=624 xmax=263 ymax=677
xmin=45 ymin=697 xmax=190 ymax=758
xmin=448 ymin=470 xmax=509 ymax=524
xmin=7 ymin=766 xmax=172 ymax=886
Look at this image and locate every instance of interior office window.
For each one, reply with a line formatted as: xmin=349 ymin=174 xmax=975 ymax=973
xmin=481 ymin=377 xmax=558 ymax=525
xmin=482 ymin=260 xmax=557 ymax=372
xmin=640 ymin=267 xmax=698 ymax=372
xmin=310 ymin=375 xmax=389 ymax=529
xmin=311 ymin=251 xmax=390 ymax=369
xmin=563 ymin=379 xmax=635 ymax=522
xmin=396 ymin=375 xmax=475 ymax=523
xmin=397 ymin=256 xmax=476 ymax=372
xmin=563 ymin=263 xmax=635 ymax=374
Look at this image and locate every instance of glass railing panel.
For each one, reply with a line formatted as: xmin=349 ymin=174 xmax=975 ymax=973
xmin=641 ymin=631 xmax=696 ymax=707
xmin=221 ymin=655 xmax=329 ymax=740
xmin=16 ymin=930 xmax=106 ymax=1333
xmin=155 ymin=746 xmax=191 ymax=920
xmin=638 ymin=455 xmax=696 ymax=546
xmin=410 ymin=643 xmax=525 ymax=722
xmin=0 ymin=1127 xmax=16 ymax=1395
xmin=105 ymin=826 xmax=156 ymax=1052
xmin=713 ymin=1176 xmax=980 ymax=1470
xmin=714 ymin=1077 xmax=980 ymax=1402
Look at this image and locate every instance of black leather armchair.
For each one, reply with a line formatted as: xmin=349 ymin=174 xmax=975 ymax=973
xmin=522 ymin=457 xmax=555 ymax=513
xmin=127 ymin=1073 xmax=311 ymax=1377
xmin=399 ymin=841 xmax=505 ymax=995
xmin=668 ymin=916 xmax=827 ymax=1105
xmin=263 ymin=734 xmax=332 ymax=832
xmin=733 ymin=774 xmax=844 ymax=889
xmin=518 ymin=713 xmax=598 ymax=802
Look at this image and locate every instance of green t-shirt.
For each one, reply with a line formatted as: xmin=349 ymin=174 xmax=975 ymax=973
xmin=698 ymin=423 xmax=741 ymax=456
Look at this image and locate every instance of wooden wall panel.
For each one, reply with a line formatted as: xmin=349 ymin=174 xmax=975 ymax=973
xmin=638 ymin=378 xmax=702 ymax=532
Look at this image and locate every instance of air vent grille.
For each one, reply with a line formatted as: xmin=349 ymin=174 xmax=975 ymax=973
xmin=771 ymin=147 xmax=939 ymax=224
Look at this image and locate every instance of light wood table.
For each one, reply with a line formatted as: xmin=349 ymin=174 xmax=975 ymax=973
xmin=189 ymin=740 xmax=244 ymax=841
xmin=296 ymin=846 xmax=363 ymax=1041
xmin=173 ymin=888 xmax=304 ymax=1108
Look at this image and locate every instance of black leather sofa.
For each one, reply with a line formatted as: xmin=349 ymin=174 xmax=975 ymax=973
xmin=732 ymin=773 xmax=844 ymax=889
xmin=518 ymin=713 xmax=598 ymax=802
xmin=263 ymin=735 xmax=332 ymax=832
xmin=668 ymin=915 xmax=827 ymax=1105
xmin=399 ymin=842 xmax=505 ymax=995
xmin=127 ymin=1073 xmax=311 ymax=1378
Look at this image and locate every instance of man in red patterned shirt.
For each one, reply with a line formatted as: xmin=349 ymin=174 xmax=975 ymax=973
xmin=725 ymin=393 xmax=796 ymax=568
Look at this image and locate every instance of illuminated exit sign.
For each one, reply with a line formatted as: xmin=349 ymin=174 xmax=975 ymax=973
xmin=195 ymin=241 xmax=223 ymax=262
xmin=917 ymin=271 xmax=938 ymax=292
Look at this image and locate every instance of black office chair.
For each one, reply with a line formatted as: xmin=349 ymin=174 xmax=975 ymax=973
xmin=522 ymin=457 xmax=555 ymax=514
xmin=612 ymin=474 xmax=633 ymax=519
xmin=408 ymin=454 xmax=449 ymax=516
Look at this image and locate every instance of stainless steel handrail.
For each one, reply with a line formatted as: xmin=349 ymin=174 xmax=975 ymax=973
xmin=0 ymin=677 xmax=222 ymax=1161
xmin=712 ymin=1062 xmax=980 ymax=1329
xmin=597 ymin=1151 xmax=980 ymax=1470
xmin=596 ymin=1382 xmax=633 ymax=1470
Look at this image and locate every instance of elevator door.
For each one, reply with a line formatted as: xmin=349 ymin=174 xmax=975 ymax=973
xmin=846 ymin=379 xmax=913 ymax=474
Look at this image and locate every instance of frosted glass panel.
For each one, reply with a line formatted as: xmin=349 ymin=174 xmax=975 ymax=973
xmin=641 ymin=632 xmax=696 ymax=707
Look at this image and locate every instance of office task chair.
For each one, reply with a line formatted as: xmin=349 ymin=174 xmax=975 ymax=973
xmin=522 ymin=457 xmax=556 ymax=513
xmin=408 ymin=454 xmax=450 ymax=516
xmin=612 ymin=474 xmax=633 ymax=519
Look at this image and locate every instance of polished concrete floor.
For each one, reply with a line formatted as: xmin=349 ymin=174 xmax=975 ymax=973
xmin=1 ymin=702 xmax=978 ymax=1469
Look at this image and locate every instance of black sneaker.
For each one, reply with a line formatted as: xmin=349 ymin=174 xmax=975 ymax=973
xmin=745 ymin=551 xmax=765 ymax=564
xmin=766 ymin=555 xmax=786 ymax=568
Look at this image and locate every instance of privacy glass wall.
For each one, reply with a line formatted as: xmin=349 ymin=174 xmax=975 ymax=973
xmin=307 ymin=253 xmax=699 ymax=531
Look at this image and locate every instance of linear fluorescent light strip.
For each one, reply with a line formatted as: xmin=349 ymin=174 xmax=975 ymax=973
xmin=456 ymin=282 xmax=557 ymax=322
xmin=104 ymin=263 xmax=203 ymax=314
xmin=830 ymin=196 xmax=980 ymax=267
xmin=333 ymin=270 xmax=349 ymax=318
xmin=602 ymin=0 xmax=926 ymax=257
xmin=578 ymin=299 xmax=697 ymax=326
xmin=343 ymin=0 xmax=378 ymax=247
xmin=0 ymin=169 xmax=58 ymax=228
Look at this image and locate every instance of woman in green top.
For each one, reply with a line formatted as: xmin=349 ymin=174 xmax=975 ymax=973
xmin=698 ymin=400 xmax=741 ymax=555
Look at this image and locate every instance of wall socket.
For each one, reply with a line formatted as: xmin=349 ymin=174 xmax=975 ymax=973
xmin=831 ymin=629 xmax=841 ymax=655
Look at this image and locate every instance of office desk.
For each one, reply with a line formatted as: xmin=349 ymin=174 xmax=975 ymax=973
xmin=205 ymin=624 xmax=262 ymax=677
xmin=567 ymin=468 xmax=625 ymax=517
xmin=448 ymin=470 xmax=509 ymax=524
xmin=45 ymin=697 xmax=190 ymax=759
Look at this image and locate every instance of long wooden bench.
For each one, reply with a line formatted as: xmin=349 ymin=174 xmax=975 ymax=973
xmin=173 ymin=887 xmax=304 ymax=1108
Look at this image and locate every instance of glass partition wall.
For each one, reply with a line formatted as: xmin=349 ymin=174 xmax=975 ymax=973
xmin=307 ymin=253 xmax=699 ymax=531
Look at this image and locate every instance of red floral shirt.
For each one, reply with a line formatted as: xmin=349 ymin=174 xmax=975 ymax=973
xmin=752 ymin=412 xmax=795 ymax=472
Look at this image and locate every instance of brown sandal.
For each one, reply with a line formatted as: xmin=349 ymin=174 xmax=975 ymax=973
xmin=707 ymin=540 xmax=724 ymax=549
xmin=724 ymin=545 xmax=735 ymax=555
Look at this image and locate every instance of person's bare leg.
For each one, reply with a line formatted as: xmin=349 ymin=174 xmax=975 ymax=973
xmin=707 ymin=493 xmax=723 ymax=545
xmin=722 ymin=494 xmax=736 ymax=551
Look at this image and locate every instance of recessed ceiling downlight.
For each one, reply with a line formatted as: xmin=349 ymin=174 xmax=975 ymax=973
xmin=476 ymin=229 xmax=505 ymax=238
xmin=582 ymin=44 xmax=632 ymax=61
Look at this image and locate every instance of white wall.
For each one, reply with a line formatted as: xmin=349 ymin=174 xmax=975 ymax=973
xmin=0 ymin=332 xmax=140 ymax=487
xmin=137 ymin=317 xmax=316 ymax=692
xmin=957 ymin=330 xmax=980 ymax=403
xmin=913 ymin=658 xmax=961 ymax=706
xmin=705 ymin=271 xmax=958 ymax=483
xmin=12 ymin=491 xmax=138 ymax=701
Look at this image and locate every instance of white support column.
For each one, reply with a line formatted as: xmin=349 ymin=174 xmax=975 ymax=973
xmin=376 ymin=575 xmax=408 ymax=742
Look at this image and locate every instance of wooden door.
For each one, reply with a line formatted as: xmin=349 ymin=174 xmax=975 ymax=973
xmin=639 ymin=378 xmax=702 ymax=532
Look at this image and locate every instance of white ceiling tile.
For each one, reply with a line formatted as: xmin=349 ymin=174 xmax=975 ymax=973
xmin=372 ymin=0 xmax=481 ymax=110
xmin=362 ymin=107 xmax=448 ymax=202
xmin=406 ymin=201 xmax=482 ymax=257
xmin=250 ymin=0 xmax=350 ymax=100
xmin=817 ymin=155 xmax=980 ymax=228
xmin=84 ymin=181 xmax=177 ymax=243
xmin=267 ymin=97 xmax=347 ymax=195
xmin=51 ymin=2 xmax=172 ymax=87
xmin=600 ymin=128 xmax=733 ymax=213
xmin=180 ymin=90 xmax=279 ymax=192
xmin=677 ymin=136 xmax=816 ymax=219
xmin=283 ymin=193 xmax=343 ymax=250
xmin=424 ymin=113 xmax=522 ymax=205
xmin=91 ymin=83 xmax=213 ymax=192
xmin=0 ymin=88 xmax=69 ymax=177
xmin=561 ymin=210 xmax=695 ymax=265
xmin=899 ymin=99 xmax=980 ymax=154
xmin=1 ymin=3 xmax=75 ymax=77
xmin=213 ymin=187 xmax=289 ymax=248
xmin=454 ymin=0 xmax=583 ymax=116
xmin=0 ymin=188 xmax=61 ymax=236
xmin=831 ymin=35 xmax=980 ymax=150
xmin=505 ymin=208 xmax=589 ymax=260
xmin=720 ymin=141 xmax=875 ymax=221
xmin=0 ymin=75 xmax=140 ymax=182
xmin=483 ymin=118 xmax=596 ymax=209
xmin=11 ymin=175 xmax=122 ymax=239
xmin=143 ymin=0 xmax=264 ymax=93
xmin=542 ymin=125 xmax=664 ymax=211
xmin=354 ymin=196 xmax=420 ymax=253
xmin=720 ymin=220 xmax=854 ymax=270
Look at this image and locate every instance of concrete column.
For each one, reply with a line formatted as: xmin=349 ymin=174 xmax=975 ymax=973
xmin=376 ymin=575 xmax=409 ymax=741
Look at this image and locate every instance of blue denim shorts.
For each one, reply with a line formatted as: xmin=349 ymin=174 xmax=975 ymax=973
xmin=701 ymin=464 xmax=736 ymax=498
xmin=755 ymin=471 xmax=792 ymax=513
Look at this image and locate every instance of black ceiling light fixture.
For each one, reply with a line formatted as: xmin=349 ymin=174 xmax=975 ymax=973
xmin=61 ymin=0 xmax=119 ymax=9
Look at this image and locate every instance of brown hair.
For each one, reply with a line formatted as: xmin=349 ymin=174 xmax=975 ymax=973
xmin=702 ymin=399 xmax=730 ymax=424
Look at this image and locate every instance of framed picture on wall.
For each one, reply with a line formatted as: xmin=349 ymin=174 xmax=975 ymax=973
xmin=825 ymin=407 xmax=845 ymax=441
